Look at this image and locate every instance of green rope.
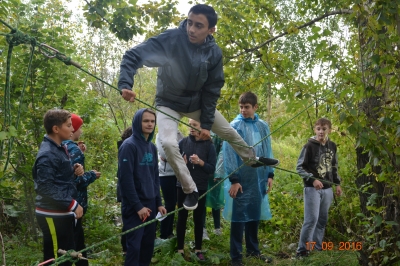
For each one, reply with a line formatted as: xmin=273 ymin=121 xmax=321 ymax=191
xmin=0 ymin=22 xmax=37 ymax=170
xmin=51 ymin=161 xmax=249 ymax=264
xmin=52 ymin=159 xmax=370 ymax=264
xmin=251 ymin=90 xmax=334 ymax=149
xmin=0 ymin=43 xmax=13 ymax=163
xmin=0 ymin=19 xmax=370 ymax=265
xmin=6 ymin=29 xmax=37 ymax=47
xmin=4 ymin=45 xmax=36 ymax=172
xmin=49 ymin=48 xmax=251 ymax=149
xmin=0 ymin=18 xmax=14 ymax=30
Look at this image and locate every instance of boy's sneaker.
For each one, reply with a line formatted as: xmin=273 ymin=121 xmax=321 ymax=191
xmin=183 ymin=191 xmax=199 ymax=210
xmin=231 ymin=260 xmax=244 ymax=266
xmin=202 ymin=228 xmax=210 ymax=240
xmin=251 ymin=157 xmax=279 ymax=168
xmin=247 ymin=254 xmax=273 ymax=263
xmin=214 ymin=228 xmax=222 ymax=236
xmin=295 ymin=250 xmax=309 ymax=259
xmin=257 ymin=255 xmax=273 ymax=263
xmin=195 ymin=252 xmax=205 ymax=261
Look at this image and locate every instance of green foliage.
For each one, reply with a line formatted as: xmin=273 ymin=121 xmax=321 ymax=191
xmin=1 ymin=0 xmax=400 ymax=265
xmin=82 ymin=0 xmax=183 ymax=41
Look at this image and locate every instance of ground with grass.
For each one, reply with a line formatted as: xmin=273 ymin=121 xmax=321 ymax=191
xmin=3 ymin=136 xmax=362 ymax=266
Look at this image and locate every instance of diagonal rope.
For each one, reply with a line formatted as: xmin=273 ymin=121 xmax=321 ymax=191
xmin=0 ymin=40 xmax=13 ymax=163
xmin=52 ymin=161 xmax=249 ymax=264
xmin=37 ymin=43 xmax=251 ymax=149
xmin=3 ymin=44 xmax=36 ymax=172
xmin=52 ymin=160 xmax=369 ymax=264
xmin=0 ymin=19 xmax=370 ymax=266
xmin=251 ymin=90 xmax=335 ymax=149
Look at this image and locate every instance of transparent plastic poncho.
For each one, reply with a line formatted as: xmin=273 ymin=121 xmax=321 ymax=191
xmin=222 ymin=114 xmax=273 ymax=222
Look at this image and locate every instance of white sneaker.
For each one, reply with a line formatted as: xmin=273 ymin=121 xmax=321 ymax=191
xmin=202 ymin=228 xmax=210 ymax=240
xmin=214 ymin=228 xmax=222 ymax=236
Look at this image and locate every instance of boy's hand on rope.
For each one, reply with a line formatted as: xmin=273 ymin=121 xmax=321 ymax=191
xmin=138 ymin=207 xmax=151 ymax=222
xmin=313 ymin=179 xmax=324 ymax=190
xmin=121 ymin=89 xmax=136 ymax=102
xmin=336 ymin=185 xmax=343 ymax=196
xmin=93 ymin=170 xmax=101 ymax=179
xmin=78 ymin=141 xmax=86 ymax=153
xmin=266 ymin=178 xmax=273 ymax=194
xmin=74 ymin=163 xmax=84 ymax=176
xmin=158 ymin=206 xmax=167 ymax=216
xmin=75 ymin=205 xmax=83 ymax=219
xmin=199 ymin=129 xmax=211 ymax=140
xmin=229 ymin=183 xmax=243 ymax=199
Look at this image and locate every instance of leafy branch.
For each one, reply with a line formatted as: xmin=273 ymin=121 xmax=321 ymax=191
xmin=228 ymin=9 xmax=353 ymax=59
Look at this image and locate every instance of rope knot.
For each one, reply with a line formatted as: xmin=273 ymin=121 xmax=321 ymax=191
xmin=6 ymin=29 xmax=36 ymax=46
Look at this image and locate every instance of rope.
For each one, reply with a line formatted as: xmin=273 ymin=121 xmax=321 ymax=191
xmin=0 ymin=20 xmax=37 ymax=170
xmin=51 ymin=161 xmax=249 ymax=264
xmin=0 ymin=42 xmax=13 ymax=162
xmin=0 ymin=18 xmax=368 ymax=266
xmin=37 ymin=43 xmax=251 ymax=149
xmin=251 ymin=90 xmax=334 ymax=149
xmin=50 ymin=160 xmax=366 ymax=264
xmin=3 ymin=45 xmax=36 ymax=171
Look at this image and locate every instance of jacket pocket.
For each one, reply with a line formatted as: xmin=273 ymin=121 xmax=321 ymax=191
xmin=194 ymin=61 xmax=209 ymax=90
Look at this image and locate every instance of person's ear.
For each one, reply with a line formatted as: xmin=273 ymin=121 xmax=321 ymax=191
xmin=208 ymin=27 xmax=215 ymax=35
xmin=52 ymin=125 xmax=59 ymax=134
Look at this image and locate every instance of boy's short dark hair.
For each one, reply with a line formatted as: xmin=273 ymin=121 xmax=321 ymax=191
xmin=143 ymin=108 xmax=156 ymax=120
xmin=189 ymin=4 xmax=218 ymax=28
xmin=43 ymin=109 xmax=71 ymax=134
xmin=315 ymin=118 xmax=332 ymax=129
xmin=238 ymin=92 xmax=258 ymax=107
xmin=121 ymin=126 xmax=133 ymax=141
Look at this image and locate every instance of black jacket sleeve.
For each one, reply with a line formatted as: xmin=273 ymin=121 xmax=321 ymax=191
xmin=200 ymin=55 xmax=224 ymax=130
xmin=118 ymin=31 xmax=172 ymax=90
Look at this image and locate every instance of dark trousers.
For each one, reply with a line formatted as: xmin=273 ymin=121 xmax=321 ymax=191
xmin=121 ymin=224 xmax=127 ymax=253
xmin=176 ymin=188 xmax=206 ymax=250
xmin=36 ymin=214 xmax=75 ymax=266
xmin=202 ymin=207 xmax=221 ymax=229
xmin=74 ymin=218 xmax=88 ymax=266
xmin=230 ymin=221 xmax=260 ymax=261
xmin=122 ymin=199 xmax=157 ymax=266
xmin=159 ymin=175 xmax=177 ymax=239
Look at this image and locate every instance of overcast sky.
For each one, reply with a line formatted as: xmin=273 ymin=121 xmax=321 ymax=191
xmin=65 ymin=0 xmax=192 ymax=16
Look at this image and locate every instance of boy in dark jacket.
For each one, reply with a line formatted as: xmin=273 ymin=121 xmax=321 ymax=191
xmin=62 ymin=113 xmax=101 ymax=265
xmin=118 ymin=108 xmax=167 ymax=266
xmin=33 ymin=109 xmax=84 ymax=266
xmin=296 ymin=118 xmax=342 ymax=257
xmin=119 ymin=4 xmax=278 ymax=211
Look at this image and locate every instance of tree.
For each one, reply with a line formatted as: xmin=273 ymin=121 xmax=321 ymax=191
xmin=79 ymin=4 xmax=399 ymax=263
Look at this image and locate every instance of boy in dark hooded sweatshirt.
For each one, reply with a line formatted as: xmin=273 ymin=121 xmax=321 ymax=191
xmin=296 ymin=118 xmax=342 ymax=257
xmin=118 ymin=108 xmax=167 ymax=266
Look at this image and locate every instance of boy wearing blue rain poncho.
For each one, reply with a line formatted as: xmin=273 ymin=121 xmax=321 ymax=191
xmin=223 ymin=92 xmax=275 ymax=266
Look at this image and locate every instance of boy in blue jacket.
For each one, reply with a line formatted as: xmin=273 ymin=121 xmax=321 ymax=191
xmin=118 ymin=4 xmax=279 ymax=211
xmin=33 ymin=109 xmax=84 ymax=266
xmin=62 ymin=113 xmax=101 ymax=265
xmin=118 ymin=108 xmax=167 ymax=266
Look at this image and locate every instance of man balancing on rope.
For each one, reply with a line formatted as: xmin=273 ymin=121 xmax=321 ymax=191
xmin=118 ymin=4 xmax=279 ymax=211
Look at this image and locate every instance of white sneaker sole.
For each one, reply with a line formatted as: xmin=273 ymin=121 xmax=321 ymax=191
xmin=183 ymin=202 xmax=198 ymax=210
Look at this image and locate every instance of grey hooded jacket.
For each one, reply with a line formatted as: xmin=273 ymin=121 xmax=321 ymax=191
xmin=118 ymin=20 xmax=225 ymax=130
